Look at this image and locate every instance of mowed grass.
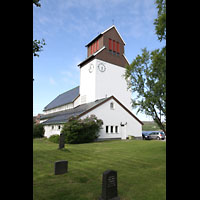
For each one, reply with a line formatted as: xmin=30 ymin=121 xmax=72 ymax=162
xmin=33 ymin=139 xmax=166 ymax=200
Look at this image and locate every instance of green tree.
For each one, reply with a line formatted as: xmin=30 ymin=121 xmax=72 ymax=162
xmin=33 ymin=0 xmax=46 ymax=57
xmin=154 ymin=0 xmax=166 ymax=41
xmin=61 ymin=115 xmax=103 ymax=144
xmin=33 ymin=123 xmax=45 ymax=138
xmin=125 ymin=0 xmax=166 ymax=134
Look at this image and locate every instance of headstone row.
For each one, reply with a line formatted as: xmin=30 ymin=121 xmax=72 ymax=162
xmin=56 ymin=134 xmax=120 ymax=199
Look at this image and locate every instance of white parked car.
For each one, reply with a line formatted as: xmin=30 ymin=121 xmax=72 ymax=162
xmin=148 ymin=131 xmax=165 ymax=140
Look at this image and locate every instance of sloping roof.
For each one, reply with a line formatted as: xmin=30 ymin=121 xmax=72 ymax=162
xmin=85 ymin=25 xmax=125 ymax=47
xmin=43 ymin=86 xmax=79 ymax=111
xmin=77 ymin=46 xmax=106 ymax=67
xmin=41 ymin=96 xmax=143 ymax=125
xmin=41 ymin=98 xmax=107 ymax=125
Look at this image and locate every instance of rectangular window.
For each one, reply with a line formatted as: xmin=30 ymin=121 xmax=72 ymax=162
xmin=93 ymin=42 xmax=96 ymax=52
xmin=117 ymin=42 xmax=120 ymax=53
xmin=96 ymin=40 xmax=99 ymax=51
xmin=106 ymin=126 xmax=109 ymax=133
xmin=110 ymin=126 xmax=113 ymax=133
xmin=115 ymin=126 xmax=118 ymax=133
xmin=113 ymin=40 xmax=116 ymax=52
xmin=109 ymin=39 xmax=112 ymax=50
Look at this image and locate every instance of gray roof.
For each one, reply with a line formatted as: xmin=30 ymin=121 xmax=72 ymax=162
xmin=43 ymin=86 xmax=79 ymax=111
xmin=41 ymin=98 xmax=107 ymax=125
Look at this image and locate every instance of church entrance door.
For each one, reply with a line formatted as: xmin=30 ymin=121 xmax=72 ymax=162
xmin=120 ymin=123 xmax=127 ymax=140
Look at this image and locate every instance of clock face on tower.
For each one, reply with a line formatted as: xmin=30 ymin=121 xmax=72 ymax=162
xmin=88 ymin=64 xmax=94 ymax=73
xmin=98 ymin=63 xmax=106 ymax=72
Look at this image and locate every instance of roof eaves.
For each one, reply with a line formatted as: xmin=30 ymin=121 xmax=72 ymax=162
xmin=102 ymin=25 xmax=126 ymax=45
xmin=85 ymin=33 xmax=103 ymax=47
xmin=123 ymin=54 xmax=129 ymax=65
xmin=78 ymin=95 xmax=143 ymax=125
xmin=78 ymin=46 xmax=106 ymax=67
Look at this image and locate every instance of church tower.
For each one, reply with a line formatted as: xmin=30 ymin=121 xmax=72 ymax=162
xmin=78 ymin=25 xmax=132 ymax=111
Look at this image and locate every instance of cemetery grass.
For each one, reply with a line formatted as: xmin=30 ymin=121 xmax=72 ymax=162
xmin=33 ymin=138 xmax=166 ymax=200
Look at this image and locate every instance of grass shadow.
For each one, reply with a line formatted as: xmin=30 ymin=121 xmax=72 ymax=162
xmin=58 ymin=148 xmax=71 ymax=152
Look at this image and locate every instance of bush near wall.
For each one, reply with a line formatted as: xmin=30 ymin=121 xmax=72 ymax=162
xmin=33 ymin=123 xmax=45 ymax=138
xmin=61 ymin=115 xmax=103 ymax=144
xmin=49 ymin=134 xmax=60 ymax=143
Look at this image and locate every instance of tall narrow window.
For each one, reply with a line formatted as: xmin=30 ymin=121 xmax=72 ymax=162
xmin=117 ymin=42 xmax=120 ymax=53
xmin=115 ymin=126 xmax=118 ymax=133
xmin=93 ymin=42 xmax=96 ymax=52
xmin=110 ymin=102 xmax=114 ymax=109
xmin=90 ymin=45 xmax=92 ymax=55
xmin=110 ymin=126 xmax=113 ymax=133
xmin=96 ymin=40 xmax=99 ymax=51
xmin=113 ymin=40 xmax=116 ymax=52
xmin=106 ymin=126 xmax=109 ymax=133
xmin=109 ymin=39 xmax=112 ymax=50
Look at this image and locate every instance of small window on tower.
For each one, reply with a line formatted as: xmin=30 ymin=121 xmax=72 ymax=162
xmin=93 ymin=42 xmax=96 ymax=52
xmin=117 ymin=42 xmax=120 ymax=54
xmin=90 ymin=45 xmax=92 ymax=55
xmin=96 ymin=40 xmax=99 ymax=51
xmin=113 ymin=40 xmax=116 ymax=52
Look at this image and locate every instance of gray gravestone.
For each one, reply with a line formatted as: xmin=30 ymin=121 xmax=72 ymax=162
xmin=99 ymin=170 xmax=120 ymax=200
xmin=59 ymin=133 xmax=65 ymax=149
xmin=54 ymin=160 xmax=68 ymax=175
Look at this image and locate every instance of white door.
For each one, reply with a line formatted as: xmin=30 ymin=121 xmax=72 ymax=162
xmin=121 ymin=125 xmax=127 ymax=140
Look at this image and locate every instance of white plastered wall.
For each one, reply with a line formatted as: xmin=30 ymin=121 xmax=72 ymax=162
xmin=44 ymin=124 xmax=63 ymax=138
xmin=95 ymin=59 xmax=132 ymax=111
xmin=80 ymin=98 xmax=142 ymax=139
xmin=79 ymin=59 xmax=96 ymax=104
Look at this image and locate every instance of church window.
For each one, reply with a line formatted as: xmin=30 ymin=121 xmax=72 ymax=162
xmin=106 ymin=126 xmax=109 ymax=133
xmin=110 ymin=102 xmax=114 ymax=109
xmin=93 ymin=42 xmax=96 ymax=52
xmin=113 ymin=40 xmax=116 ymax=52
xmin=96 ymin=40 xmax=99 ymax=51
xmin=90 ymin=45 xmax=92 ymax=55
xmin=110 ymin=126 xmax=113 ymax=133
xmin=109 ymin=39 xmax=112 ymax=50
xmin=115 ymin=126 xmax=118 ymax=133
xmin=58 ymin=125 xmax=61 ymax=129
xmin=52 ymin=125 xmax=54 ymax=129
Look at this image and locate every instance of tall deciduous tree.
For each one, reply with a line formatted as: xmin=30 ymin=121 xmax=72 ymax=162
xmin=33 ymin=0 xmax=46 ymax=57
xmin=125 ymin=0 xmax=166 ymax=134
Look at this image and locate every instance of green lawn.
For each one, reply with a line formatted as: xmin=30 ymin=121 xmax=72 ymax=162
xmin=33 ymin=139 xmax=166 ymax=200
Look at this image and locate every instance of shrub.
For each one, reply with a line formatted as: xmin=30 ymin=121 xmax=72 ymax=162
xmin=49 ymin=134 xmax=60 ymax=143
xmin=33 ymin=123 xmax=45 ymax=138
xmin=61 ymin=115 xmax=103 ymax=144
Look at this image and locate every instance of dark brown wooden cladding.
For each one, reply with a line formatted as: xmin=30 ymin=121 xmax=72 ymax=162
xmin=96 ymin=48 xmax=128 ymax=68
xmin=103 ymin=27 xmax=125 ymax=55
xmin=83 ymin=26 xmax=128 ymax=68
xmin=87 ymin=36 xmax=103 ymax=57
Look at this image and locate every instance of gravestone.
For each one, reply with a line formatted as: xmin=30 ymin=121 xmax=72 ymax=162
xmin=99 ymin=170 xmax=120 ymax=200
xmin=54 ymin=160 xmax=68 ymax=175
xmin=59 ymin=133 xmax=65 ymax=149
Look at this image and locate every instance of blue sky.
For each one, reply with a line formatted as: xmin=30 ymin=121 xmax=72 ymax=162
xmin=33 ymin=0 xmax=165 ymax=121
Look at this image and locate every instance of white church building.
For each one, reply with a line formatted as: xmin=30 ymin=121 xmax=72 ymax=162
xmin=40 ymin=25 xmax=143 ymax=139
